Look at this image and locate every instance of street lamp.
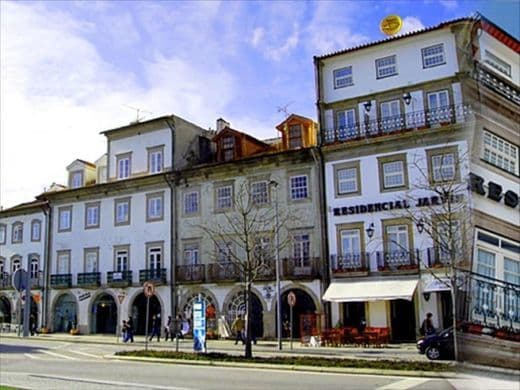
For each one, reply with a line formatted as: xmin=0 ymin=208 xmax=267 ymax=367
xmin=269 ymin=179 xmax=282 ymax=351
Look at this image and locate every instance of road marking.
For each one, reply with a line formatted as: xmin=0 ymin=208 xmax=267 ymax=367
xmin=376 ymin=378 xmax=432 ymax=389
xmin=68 ymin=349 xmax=103 ymax=359
xmin=51 ymin=342 xmax=71 ymax=350
xmin=29 ymin=374 xmax=197 ymax=390
xmin=39 ymin=350 xmax=78 ymax=360
xmin=23 ymin=353 xmax=41 ymax=360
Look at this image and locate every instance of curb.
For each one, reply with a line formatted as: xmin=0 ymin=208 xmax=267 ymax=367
xmin=456 ymin=362 xmax=520 ymax=377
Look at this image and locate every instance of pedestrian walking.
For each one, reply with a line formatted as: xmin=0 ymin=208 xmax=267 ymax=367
xmin=127 ymin=316 xmax=134 ymax=343
xmin=231 ymin=314 xmax=245 ymax=345
xmin=149 ymin=314 xmax=161 ymax=342
xmin=121 ymin=320 xmax=128 ymax=343
xmin=164 ymin=315 xmax=173 ymax=341
xmin=420 ymin=312 xmax=436 ymax=336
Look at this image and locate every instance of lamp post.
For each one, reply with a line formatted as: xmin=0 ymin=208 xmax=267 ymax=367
xmin=269 ymin=180 xmax=282 ymax=350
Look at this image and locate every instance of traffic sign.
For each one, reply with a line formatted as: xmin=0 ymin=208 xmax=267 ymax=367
xmin=143 ymin=281 xmax=155 ymax=298
xmin=12 ymin=269 xmax=28 ymax=292
xmin=287 ymin=292 xmax=296 ymax=307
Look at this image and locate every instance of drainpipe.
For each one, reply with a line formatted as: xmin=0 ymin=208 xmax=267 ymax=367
xmin=164 ymin=117 xmax=177 ymax=318
xmin=41 ymin=201 xmax=52 ymax=329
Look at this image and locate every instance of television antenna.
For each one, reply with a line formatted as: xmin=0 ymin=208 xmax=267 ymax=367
xmin=277 ymin=101 xmax=293 ymax=118
xmin=123 ymin=105 xmax=153 ymax=123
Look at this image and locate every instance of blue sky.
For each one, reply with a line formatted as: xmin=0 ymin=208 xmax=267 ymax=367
xmin=1 ymin=0 xmax=518 ymax=208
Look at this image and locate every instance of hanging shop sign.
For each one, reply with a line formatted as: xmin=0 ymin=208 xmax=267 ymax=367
xmin=469 ymin=173 xmax=519 ymax=208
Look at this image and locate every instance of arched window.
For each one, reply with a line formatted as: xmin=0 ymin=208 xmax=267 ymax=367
xmin=11 ymin=256 xmax=21 ymax=273
xmin=30 ymin=256 xmax=40 ymax=278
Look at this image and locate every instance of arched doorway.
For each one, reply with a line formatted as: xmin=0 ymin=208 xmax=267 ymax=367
xmin=53 ymin=293 xmax=77 ymax=332
xmin=91 ymin=293 xmax=117 ymax=334
xmin=280 ymin=289 xmax=317 ymax=339
xmin=226 ymin=290 xmax=263 ymax=339
xmin=131 ymin=293 xmax=161 ymax=335
xmin=0 ymin=296 xmax=11 ymax=325
xmin=182 ymin=292 xmax=217 ymax=337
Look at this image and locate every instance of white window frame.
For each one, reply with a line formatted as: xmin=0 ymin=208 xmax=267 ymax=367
xmin=12 ymin=222 xmax=23 ymax=243
xmin=184 ymin=191 xmax=199 ymax=215
xmin=148 ymin=147 xmax=164 ymax=174
xmin=148 ymin=246 xmax=162 ymax=270
xmin=337 ymin=109 xmax=357 ymax=139
xmin=115 ymin=248 xmax=129 ymax=272
xmin=216 ymin=185 xmax=233 ymax=210
xmin=251 ymin=181 xmax=268 ymax=206
xmin=484 ymin=50 xmax=512 ymax=78
xmin=383 ymin=160 xmax=405 ymax=188
xmin=222 ymin=136 xmax=235 ymax=161
xmin=114 ymin=198 xmax=131 ymax=226
xmin=290 ymin=175 xmax=309 ymax=200
xmin=216 ymin=241 xmax=233 ymax=263
xmin=70 ymin=171 xmax=83 ymax=188
xmin=116 ymin=154 xmax=131 ymax=179
xmin=30 ymin=256 xmax=39 ymax=278
xmin=31 ymin=220 xmax=41 ymax=241
xmin=183 ymin=243 xmax=200 ymax=265
xmin=0 ymin=224 xmax=6 ymax=245
xmin=146 ymin=192 xmax=164 ymax=221
xmin=293 ymin=233 xmax=310 ymax=267
xmin=56 ymin=251 xmax=71 ymax=274
xmin=84 ymin=249 xmax=99 ymax=273
xmin=375 ymin=55 xmax=397 ymax=79
xmin=431 ymin=151 xmax=456 ymax=182
xmin=58 ymin=207 xmax=72 ymax=232
xmin=11 ymin=257 xmax=21 ymax=272
xmin=288 ymin=124 xmax=303 ymax=149
xmin=333 ymin=66 xmax=353 ymax=89
xmin=421 ymin=43 xmax=446 ymax=68
xmin=335 ymin=162 xmax=360 ymax=196
xmin=85 ymin=203 xmax=100 ymax=229
xmin=482 ymin=131 xmax=519 ymax=176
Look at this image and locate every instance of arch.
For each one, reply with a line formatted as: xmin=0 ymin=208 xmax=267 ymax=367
xmin=91 ymin=292 xmax=118 ymax=334
xmin=10 ymin=255 xmax=22 ymax=273
xmin=223 ymin=288 xmax=264 ymax=338
xmin=279 ymin=287 xmax=318 ymax=339
xmin=0 ymin=295 xmax=12 ymax=325
xmin=180 ymin=289 xmax=218 ymax=337
xmin=130 ymin=293 xmax=162 ymax=335
xmin=52 ymin=293 xmax=78 ymax=332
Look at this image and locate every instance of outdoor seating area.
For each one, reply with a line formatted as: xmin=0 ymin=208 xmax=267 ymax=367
xmin=320 ymin=326 xmax=390 ymax=347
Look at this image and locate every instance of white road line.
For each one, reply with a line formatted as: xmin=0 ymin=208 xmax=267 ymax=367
xmin=376 ymin=378 xmax=432 ymax=390
xmin=51 ymin=342 xmax=71 ymax=350
xmin=68 ymin=349 xmax=102 ymax=359
xmin=39 ymin=350 xmax=78 ymax=360
xmin=23 ymin=353 xmax=41 ymax=360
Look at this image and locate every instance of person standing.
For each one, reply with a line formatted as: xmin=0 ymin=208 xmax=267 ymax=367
xmin=231 ymin=314 xmax=245 ymax=345
xmin=149 ymin=314 xmax=160 ymax=342
xmin=121 ymin=320 xmax=128 ymax=343
xmin=127 ymin=316 xmax=134 ymax=343
xmin=420 ymin=312 xmax=436 ymax=336
xmin=164 ymin=315 xmax=173 ymax=341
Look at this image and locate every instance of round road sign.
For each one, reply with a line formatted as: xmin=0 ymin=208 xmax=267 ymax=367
xmin=12 ymin=269 xmax=28 ymax=292
xmin=287 ymin=292 xmax=296 ymax=307
xmin=143 ymin=281 xmax=155 ymax=298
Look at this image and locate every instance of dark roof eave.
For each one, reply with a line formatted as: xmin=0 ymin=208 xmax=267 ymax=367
xmin=100 ymin=115 xmax=175 ymax=136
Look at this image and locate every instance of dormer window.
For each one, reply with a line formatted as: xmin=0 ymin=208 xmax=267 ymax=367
xmin=222 ymin=136 xmax=235 ymax=161
xmin=289 ymin=124 xmax=303 ymax=149
xmin=70 ymin=171 xmax=83 ymax=188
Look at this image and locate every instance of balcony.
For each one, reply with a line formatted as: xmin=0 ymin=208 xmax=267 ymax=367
xmin=424 ymin=247 xmax=452 ymax=268
xmin=0 ymin=272 xmax=11 ymax=289
xmin=176 ymin=265 xmax=205 ymax=284
xmin=255 ymin=260 xmax=275 ymax=282
xmin=282 ymin=257 xmax=320 ymax=280
xmin=330 ymin=253 xmax=370 ymax=277
xmin=207 ymin=262 xmax=240 ymax=282
xmin=322 ymin=104 xmax=472 ymax=145
xmin=50 ymin=274 xmax=72 ymax=289
xmin=476 ymin=63 xmax=520 ymax=105
xmin=30 ymin=271 xmax=44 ymax=289
xmin=139 ymin=268 xmax=167 ymax=284
xmin=376 ymin=251 xmax=419 ymax=274
xmin=107 ymin=270 xmax=133 ymax=287
xmin=77 ymin=272 xmax=101 ymax=288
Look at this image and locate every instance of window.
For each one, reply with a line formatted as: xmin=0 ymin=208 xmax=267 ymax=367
xmin=290 ymin=175 xmax=309 ymax=200
xmin=334 ymin=161 xmax=361 ymax=196
xmin=484 ymin=50 xmax=512 ymax=78
xmin=380 ymin=99 xmax=401 ymax=132
xmin=12 ymin=222 xmax=23 ymax=243
xmin=222 ymin=136 xmax=235 ymax=161
xmin=337 ymin=109 xmax=356 ymax=139
xmin=70 ymin=171 xmax=83 ymax=188
xmin=183 ymin=243 xmax=200 ymax=265
xmin=114 ymin=198 xmax=131 ymax=226
xmin=146 ymin=192 xmax=164 ymax=221
xmin=475 ymin=248 xmax=496 ymax=314
xmin=148 ymin=246 xmax=162 ymax=270
xmin=184 ymin=191 xmax=199 ymax=215
xmin=0 ymin=224 xmax=5 ymax=244
xmin=339 ymin=227 xmax=363 ymax=267
xmin=254 ymin=237 xmax=272 ymax=263
xmin=293 ymin=234 xmax=310 ymax=267
xmin=85 ymin=202 xmax=100 ymax=229
xmin=251 ymin=181 xmax=268 ymax=205
xmin=216 ymin=184 xmax=233 ymax=210
xmin=333 ymin=66 xmax=353 ymax=88
xmin=504 ymin=258 xmax=520 ymax=321
xmin=375 ymin=55 xmax=397 ymax=78
xmin=84 ymin=249 xmax=99 ymax=272
xmin=0 ymin=257 xmax=5 ymax=275
xmin=31 ymin=220 xmax=41 ymax=241
xmin=11 ymin=256 xmax=21 ymax=272
xmin=427 ymin=146 xmax=459 ymax=184
xmin=288 ymin=124 xmax=303 ymax=149
xmin=56 ymin=251 xmax=70 ymax=274
xmin=386 ymin=224 xmax=410 ymax=254
xmin=482 ymin=131 xmax=518 ymax=175
xmin=216 ymin=242 xmax=233 ymax=263
xmin=148 ymin=146 xmax=164 ymax=174
xmin=422 ymin=44 xmax=445 ymax=68
xmin=427 ymin=90 xmax=450 ymax=123
xmin=436 ymin=219 xmax=462 ymax=263
xmin=378 ymin=154 xmax=408 ymax=191
xmin=30 ymin=256 xmax=39 ymax=279
xmin=115 ymin=247 xmax=129 ymax=272
xmin=58 ymin=206 xmax=72 ymax=232
xmin=116 ymin=153 xmax=131 ymax=179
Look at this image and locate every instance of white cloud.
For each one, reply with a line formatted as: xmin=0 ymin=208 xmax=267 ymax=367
xmin=399 ymin=16 xmax=426 ymax=35
xmin=251 ymin=27 xmax=265 ymax=47
xmin=439 ymin=0 xmax=458 ymax=10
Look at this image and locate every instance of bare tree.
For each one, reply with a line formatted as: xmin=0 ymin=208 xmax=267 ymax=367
xmin=197 ymin=180 xmax=292 ymax=358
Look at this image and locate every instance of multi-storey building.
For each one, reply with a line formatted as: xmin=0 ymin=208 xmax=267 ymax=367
xmin=315 ymin=15 xmax=519 ymax=346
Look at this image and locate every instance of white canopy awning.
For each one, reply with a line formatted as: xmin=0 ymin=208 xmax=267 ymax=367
xmin=423 ymin=277 xmax=451 ymax=293
xmin=323 ymin=278 xmax=418 ymax=303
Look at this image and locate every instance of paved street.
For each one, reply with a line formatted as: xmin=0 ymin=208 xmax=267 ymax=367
xmin=0 ymin=336 xmax=518 ymax=390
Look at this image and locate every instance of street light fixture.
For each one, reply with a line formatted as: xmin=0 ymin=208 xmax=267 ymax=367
xmin=269 ymin=180 xmax=282 ymax=351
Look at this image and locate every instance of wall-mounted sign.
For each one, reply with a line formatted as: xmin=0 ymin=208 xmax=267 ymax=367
xmin=78 ymin=292 xmax=91 ymax=302
xmin=470 ymin=173 xmax=518 ymax=208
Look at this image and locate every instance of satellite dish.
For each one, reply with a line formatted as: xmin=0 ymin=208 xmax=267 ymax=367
xmin=380 ymin=15 xmax=403 ymax=36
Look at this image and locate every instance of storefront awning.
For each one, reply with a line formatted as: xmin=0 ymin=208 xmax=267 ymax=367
xmin=323 ymin=278 xmax=418 ymax=303
xmin=423 ymin=277 xmax=451 ymax=293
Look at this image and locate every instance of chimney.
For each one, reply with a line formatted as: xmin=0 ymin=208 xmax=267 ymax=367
xmin=216 ymin=118 xmax=230 ymax=133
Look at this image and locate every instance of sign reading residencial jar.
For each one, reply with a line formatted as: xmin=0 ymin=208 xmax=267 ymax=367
xmin=193 ymin=298 xmax=206 ymax=353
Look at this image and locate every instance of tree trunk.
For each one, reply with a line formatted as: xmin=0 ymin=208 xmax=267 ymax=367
xmin=244 ymin=282 xmax=253 ymax=358
xmin=451 ymin=270 xmax=459 ymax=361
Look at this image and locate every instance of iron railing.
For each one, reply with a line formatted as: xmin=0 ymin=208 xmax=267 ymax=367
xmin=282 ymin=257 xmax=320 ymax=279
xmin=139 ymin=268 xmax=167 ymax=284
xmin=107 ymin=270 xmax=133 ymax=286
xmin=322 ymin=104 xmax=472 ymax=145
xmin=330 ymin=253 xmax=370 ymax=274
xmin=176 ymin=265 xmax=205 ymax=283
xmin=475 ymin=63 xmax=520 ymax=105
xmin=30 ymin=271 xmax=44 ymax=289
xmin=376 ymin=250 xmax=419 ymax=272
xmin=0 ymin=272 xmax=11 ymax=289
xmin=207 ymin=262 xmax=240 ymax=282
xmin=77 ymin=272 xmax=101 ymax=287
xmin=50 ymin=274 xmax=72 ymax=288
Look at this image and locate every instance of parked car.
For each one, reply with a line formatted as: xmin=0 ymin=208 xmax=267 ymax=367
xmin=417 ymin=327 xmax=454 ymax=360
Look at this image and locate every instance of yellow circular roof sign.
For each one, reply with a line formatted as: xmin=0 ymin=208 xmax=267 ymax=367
xmin=380 ymin=15 xmax=403 ymax=36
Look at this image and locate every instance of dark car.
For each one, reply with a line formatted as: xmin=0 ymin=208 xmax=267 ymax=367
xmin=416 ymin=327 xmax=454 ymax=360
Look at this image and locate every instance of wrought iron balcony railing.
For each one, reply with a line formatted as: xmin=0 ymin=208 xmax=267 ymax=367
xmin=107 ymin=270 xmax=133 ymax=286
xmin=475 ymin=63 xmax=520 ymax=105
xmin=77 ymin=272 xmax=101 ymax=287
xmin=0 ymin=272 xmax=11 ymax=289
xmin=376 ymin=250 xmax=419 ymax=272
xmin=282 ymin=257 xmax=320 ymax=279
xmin=50 ymin=274 xmax=72 ymax=288
xmin=176 ymin=264 xmax=205 ymax=283
xmin=207 ymin=262 xmax=240 ymax=282
xmin=30 ymin=271 xmax=44 ymax=289
xmin=139 ymin=268 xmax=167 ymax=284
xmin=322 ymin=104 xmax=472 ymax=145
xmin=330 ymin=253 xmax=370 ymax=275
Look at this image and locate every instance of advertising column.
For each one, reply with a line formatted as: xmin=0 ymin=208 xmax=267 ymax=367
xmin=193 ymin=297 xmax=206 ymax=352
